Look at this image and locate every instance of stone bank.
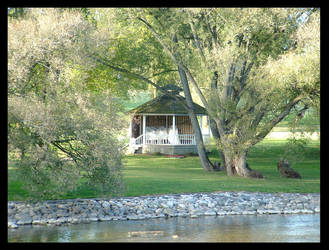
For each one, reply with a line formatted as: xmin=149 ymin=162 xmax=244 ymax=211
xmin=8 ymin=191 xmax=320 ymax=229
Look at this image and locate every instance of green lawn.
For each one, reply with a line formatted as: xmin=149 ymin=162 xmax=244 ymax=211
xmin=8 ymin=139 xmax=320 ymax=201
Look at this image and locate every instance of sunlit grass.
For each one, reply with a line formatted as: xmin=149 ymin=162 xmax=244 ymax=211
xmin=8 ymin=138 xmax=320 ymax=201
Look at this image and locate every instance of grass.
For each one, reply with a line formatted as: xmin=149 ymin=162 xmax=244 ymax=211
xmin=8 ymin=138 xmax=320 ymax=201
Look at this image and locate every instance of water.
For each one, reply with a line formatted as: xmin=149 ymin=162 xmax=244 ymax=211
xmin=8 ymin=214 xmax=320 ymax=242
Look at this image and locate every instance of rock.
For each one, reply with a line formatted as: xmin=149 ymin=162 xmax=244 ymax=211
xmin=69 ymin=217 xmax=82 ymax=224
xmin=8 ymin=192 xmax=320 ymax=228
xmin=198 ymin=200 xmax=208 ymax=207
xmin=47 ymin=218 xmax=60 ymax=224
xmin=283 ymin=209 xmax=294 ymax=214
xmin=155 ymin=208 xmax=164 ymax=216
xmin=207 ymin=201 xmax=216 ymax=208
xmin=216 ymin=211 xmax=226 ymax=216
xmin=127 ymin=215 xmax=139 ymax=220
xmin=99 ymin=215 xmax=112 ymax=221
xmin=57 ymin=204 xmax=67 ymax=209
xmin=256 ymin=209 xmax=266 ymax=214
xmin=163 ymin=208 xmax=175 ymax=217
xmin=301 ymin=209 xmax=313 ymax=214
xmin=8 ymin=222 xmax=18 ymax=229
xmin=204 ymin=210 xmax=216 ymax=216
xmin=102 ymin=201 xmax=111 ymax=209
xmin=267 ymin=209 xmax=281 ymax=214
xmin=178 ymin=203 xmax=186 ymax=210
xmin=296 ymin=203 xmax=304 ymax=209
xmin=16 ymin=214 xmax=32 ymax=225
xmin=88 ymin=212 xmax=99 ymax=219
xmin=32 ymin=219 xmax=48 ymax=225
xmin=167 ymin=200 xmax=174 ymax=208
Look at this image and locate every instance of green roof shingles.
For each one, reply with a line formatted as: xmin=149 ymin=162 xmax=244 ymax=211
xmin=128 ymin=94 xmax=207 ymax=115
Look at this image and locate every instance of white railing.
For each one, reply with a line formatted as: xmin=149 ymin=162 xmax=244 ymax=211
xmin=144 ymin=133 xmax=196 ymax=145
xmin=131 ymin=133 xmax=210 ymax=146
xmin=178 ymin=134 xmax=195 ymax=145
xmin=145 ymin=134 xmax=171 ymax=145
xmin=130 ymin=134 xmax=143 ymax=146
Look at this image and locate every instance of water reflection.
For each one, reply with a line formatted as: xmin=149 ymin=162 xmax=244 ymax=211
xmin=8 ymin=214 xmax=320 ymax=242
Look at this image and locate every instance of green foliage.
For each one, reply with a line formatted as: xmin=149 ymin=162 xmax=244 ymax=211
xmin=8 ymin=91 xmax=125 ymax=200
xmin=85 ymin=8 xmax=180 ymax=91
xmin=8 ymin=8 xmax=125 ymax=200
xmin=8 ymin=8 xmax=26 ymax=19
xmin=120 ymin=90 xmax=153 ymax=111
xmin=282 ymin=137 xmax=309 ymax=167
xmin=14 ymin=145 xmax=81 ymax=200
xmin=128 ymin=8 xmax=319 ymax=150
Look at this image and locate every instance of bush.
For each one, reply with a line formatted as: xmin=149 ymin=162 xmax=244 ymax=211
xmin=8 ymin=92 xmax=125 ymax=200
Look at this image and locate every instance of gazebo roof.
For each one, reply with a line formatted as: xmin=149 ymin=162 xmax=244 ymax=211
xmin=128 ymin=94 xmax=208 ymax=115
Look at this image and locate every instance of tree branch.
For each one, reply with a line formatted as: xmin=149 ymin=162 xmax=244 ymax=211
xmin=137 ymin=16 xmax=209 ymax=110
xmin=51 ymin=141 xmax=79 ymax=160
xmin=188 ymin=17 xmax=207 ymax=64
xmin=86 ymin=52 xmax=190 ymax=111
xmin=203 ymin=11 xmax=220 ymax=50
xmin=51 ymin=138 xmax=76 ymax=144
xmin=252 ymin=95 xmax=303 ymax=145
xmin=151 ymin=69 xmax=177 ymax=77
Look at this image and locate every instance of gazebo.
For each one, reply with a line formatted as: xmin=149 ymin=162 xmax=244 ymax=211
xmin=127 ymin=85 xmax=210 ymax=155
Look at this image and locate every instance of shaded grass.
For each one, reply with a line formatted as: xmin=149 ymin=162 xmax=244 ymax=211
xmin=8 ymin=139 xmax=320 ymax=201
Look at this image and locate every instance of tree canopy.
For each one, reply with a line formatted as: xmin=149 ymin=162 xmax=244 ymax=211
xmin=8 ymin=8 xmax=320 ymax=184
xmin=8 ymin=8 xmax=126 ymax=199
xmin=87 ymin=8 xmax=319 ymax=177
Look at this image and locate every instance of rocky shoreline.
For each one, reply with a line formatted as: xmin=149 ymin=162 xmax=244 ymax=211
xmin=8 ymin=191 xmax=320 ymax=229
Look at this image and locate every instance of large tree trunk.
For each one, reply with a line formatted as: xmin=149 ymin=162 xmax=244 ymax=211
xmin=177 ymin=66 xmax=214 ymax=172
xmin=190 ymin=110 xmax=214 ymax=172
xmin=208 ymin=71 xmax=226 ymax=166
xmin=209 ymin=118 xmax=226 ymax=166
xmin=223 ymin=150 xmax=263 ymax=178
xmin=172 ymin=34 xmax=214 ymax=172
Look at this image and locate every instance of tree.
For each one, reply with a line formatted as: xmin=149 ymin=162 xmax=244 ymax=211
xmin=32 ymin=8 xmax=319 ymax=178
xmin=8 ymin=8 xmax=125 ymax=199
xmin=8 ymin=7 xmax=26 ymax=19
xmin=83 ymin=8 xmax=216 ymax=171
xmin=134 ymin=8 xmax=319 ymax=178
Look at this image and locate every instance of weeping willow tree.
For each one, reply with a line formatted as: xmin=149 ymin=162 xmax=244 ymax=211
xmin=8 ymin=8 xmax=126 ymax=199
xmin=78 ymin=8 xmax=319 ymax=177
xmin=132 ymin=8 xmax=320 ymax=178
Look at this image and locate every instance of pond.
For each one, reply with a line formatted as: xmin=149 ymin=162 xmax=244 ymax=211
xmin=8 ymin=214 xmax=320 ymax=242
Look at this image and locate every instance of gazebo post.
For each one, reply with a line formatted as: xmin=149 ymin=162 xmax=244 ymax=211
xmin=172 ymin=115 xmax=176 ymax=145
xmin=129 ymin=115 xmax=132 ymax=145
xmin=142 ymin=115 xmax=146 ymax=145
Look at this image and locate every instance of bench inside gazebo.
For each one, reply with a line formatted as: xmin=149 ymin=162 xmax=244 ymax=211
xmin=128 ymin=86 xmax=210 ymax=155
